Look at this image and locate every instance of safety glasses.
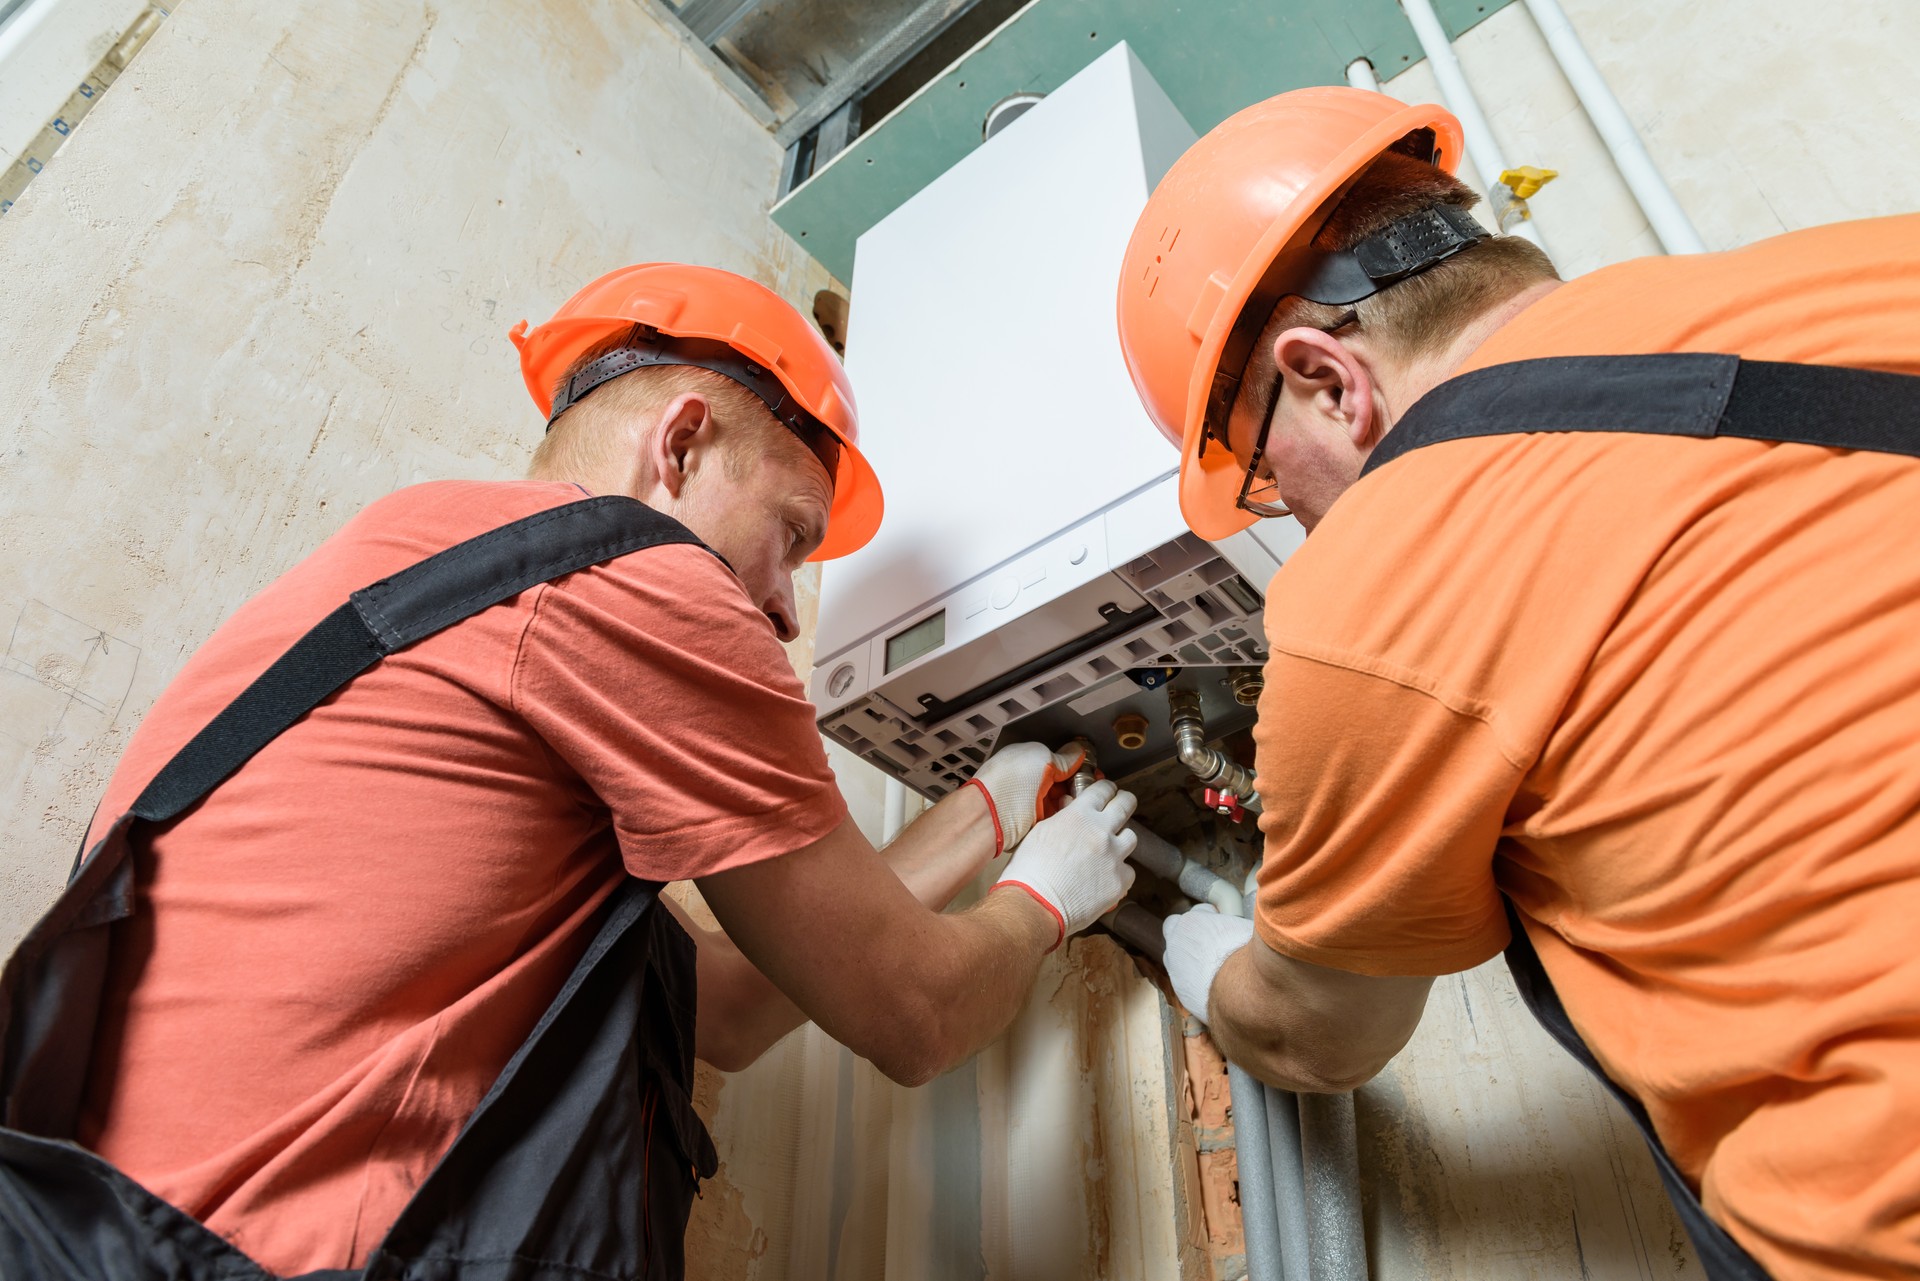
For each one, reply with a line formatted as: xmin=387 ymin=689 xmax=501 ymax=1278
xmin=1231 ymin=309 xmax=1359 ymax=520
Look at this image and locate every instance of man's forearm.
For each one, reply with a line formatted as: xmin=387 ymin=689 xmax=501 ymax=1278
xmin=875 ymin=783 xmax=997 ymax=908
xmin=700 ymin=852 xmax=1059 ymax=1086
xmin=862 ymin=883 xmax=1058 ymax=1086
xmin=1208 ymin=944 xmax=1337 ymax=1091
xmin=700 ymin=782 xmax=1135 ymax=1087
xmin=693 ymin=785 xmax=998 ymax=1069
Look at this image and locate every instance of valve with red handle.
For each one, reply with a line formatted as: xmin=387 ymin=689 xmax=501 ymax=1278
xmin=1203 ymin=787 xmax=1246 ymax=824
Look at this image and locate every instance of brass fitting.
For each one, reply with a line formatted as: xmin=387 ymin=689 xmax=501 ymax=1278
xmin=1069 ymin=736 xmax=1098 ymax=796
xmin=1112 ymin=712 xmax=1149 ymax=751
xmin=1230 ymin=669 xmax=1264 ymax=707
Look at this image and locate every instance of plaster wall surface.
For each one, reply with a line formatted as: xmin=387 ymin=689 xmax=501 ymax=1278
xmin=1389 ymin=0 xmax=1920 ymax=275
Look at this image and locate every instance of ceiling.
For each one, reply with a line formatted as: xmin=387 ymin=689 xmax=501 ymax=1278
xmin=661 ymin=0 xmax=1514 ymax=282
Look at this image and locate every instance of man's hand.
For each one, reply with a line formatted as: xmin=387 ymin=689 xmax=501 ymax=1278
xmin=967 ymin=742 xmax=1088 ymax=854
xmin=993 ymin=779 xmax=1138 ymax=948
xmin=1161 ymin=904 xmax=1255 ymax=1023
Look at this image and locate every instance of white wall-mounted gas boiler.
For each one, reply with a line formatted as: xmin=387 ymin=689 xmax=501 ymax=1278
xmin=810 ymin=44 xmax=1301 ymax=800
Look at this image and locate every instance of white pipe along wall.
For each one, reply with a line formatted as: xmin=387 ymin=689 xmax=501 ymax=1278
xmin=1398 ymin=0 xmax=1550 ymax=253
xmin=1522 ymin=0 xmax=1706 ymax=253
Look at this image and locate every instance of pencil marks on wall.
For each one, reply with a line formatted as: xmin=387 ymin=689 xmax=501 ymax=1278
xmin=0 ymin=598 xmax=141 ymax=755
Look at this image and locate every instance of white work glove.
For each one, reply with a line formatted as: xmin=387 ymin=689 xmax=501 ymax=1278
xmin=993 ymin=779 xmax=1139 ymax=949
xmin=1162 ymin=904 xmax=1256 ymax=1025
xmin=966 ymin=741 xmax=1088 ymax=854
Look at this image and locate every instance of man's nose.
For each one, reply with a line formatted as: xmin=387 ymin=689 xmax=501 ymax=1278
xmin=764 ymin=580 xmax=800 ymax=644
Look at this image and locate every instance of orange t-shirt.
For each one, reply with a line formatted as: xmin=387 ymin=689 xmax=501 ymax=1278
xmin=77 ymin=479 xmax=845 ymax=1274
xmin=1251 ymin=212 xmax=1920 ymax=1280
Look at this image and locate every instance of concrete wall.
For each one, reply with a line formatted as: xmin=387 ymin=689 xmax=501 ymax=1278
xmin=0 ymin=0 xmax=832 ymax=952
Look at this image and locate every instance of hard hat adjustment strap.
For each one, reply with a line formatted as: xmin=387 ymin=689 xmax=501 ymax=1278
xmin=1293 ymin=202 xmax=1491 ymax=306
xmin=1200 ymin=202 xmax=1492 ymax=452
xmin=547 ymin=325 xmax=842 ymax=489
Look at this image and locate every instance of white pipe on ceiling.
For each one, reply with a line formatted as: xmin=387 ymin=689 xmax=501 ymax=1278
xmin=1521 ymin=0 xmax=1706 ymax=253
xmin=1398 ymin=0 xmax=1550 ymax=254
xmin=1345 ymin=56 xmax=1381 ymax=92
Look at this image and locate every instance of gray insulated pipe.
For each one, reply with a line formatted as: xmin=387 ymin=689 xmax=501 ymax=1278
xmin=1298 ymin=1090 xmax=1369 ymax=1281
xmin=1066 ymin=736 xmax=1243 ymax=916
xmin=1230 ymin=1064 xmax=1287 ymax=1281
xmin=1167 ymin=689 xmax=1262 ymax=814
xmin=1126 ymin=821 xmax=1245 ymax=916
xmin=1072 ymin=738 xmax=1241 ymax=926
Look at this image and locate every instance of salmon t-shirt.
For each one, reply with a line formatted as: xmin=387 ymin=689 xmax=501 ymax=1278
xmin=1250 ymin=213 xmax=1920 ymax=1279
xmin=77 ymin=479 xmax=846 ymax=1274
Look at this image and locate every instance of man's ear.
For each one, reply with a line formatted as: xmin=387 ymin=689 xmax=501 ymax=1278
xmin=1271 ymin=328 xmax=1377 ymax=451
xmin=648 ymin=392 xmax=715 ymax=499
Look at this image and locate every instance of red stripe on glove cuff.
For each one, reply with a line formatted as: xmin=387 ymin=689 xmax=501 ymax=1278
xmin=964 ymin=777 xmax=1005 ymax=855
xmin=993 ymin=880 xmax=1065 ymax=952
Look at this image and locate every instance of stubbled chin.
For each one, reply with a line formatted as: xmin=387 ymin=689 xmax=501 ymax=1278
xmin=1296 ymin=482 xmax=1358 ymax=535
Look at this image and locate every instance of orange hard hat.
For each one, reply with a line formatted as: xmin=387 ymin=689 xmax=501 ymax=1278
xmin=1116 ymin=87 xmax=1465 ymax=540
xmin=510 ymin=263 xmax=883 ymax=561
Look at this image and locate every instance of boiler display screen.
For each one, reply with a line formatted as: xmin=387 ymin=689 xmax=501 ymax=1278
xmin=885 ymin=610 xmax=946 ymax=673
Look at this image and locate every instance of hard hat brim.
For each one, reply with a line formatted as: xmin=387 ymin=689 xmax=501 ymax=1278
xmin=1175 ymin=103 xmax=1466 ymax=541
xmin=812 ymin=435 xmax=883 ymax=561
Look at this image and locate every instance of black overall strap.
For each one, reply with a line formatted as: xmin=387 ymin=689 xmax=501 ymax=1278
xmin=1361 ymin=353 xmax=1920 ymax=479
xmin=130 ymin=495 xmax=715 ymax=826
xmin=1502 ymin=906 xmax=1772 ymax=1280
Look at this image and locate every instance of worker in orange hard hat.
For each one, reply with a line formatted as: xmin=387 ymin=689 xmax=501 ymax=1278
xmin=1127 ymin=87 xmax=1920 ymax=1281
xmin=0 ymin=262 xmax=1142 ymax=1279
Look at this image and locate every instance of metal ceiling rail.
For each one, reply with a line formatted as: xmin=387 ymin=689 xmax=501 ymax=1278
xmin=673 ymin=0 xmax=771 ymax=45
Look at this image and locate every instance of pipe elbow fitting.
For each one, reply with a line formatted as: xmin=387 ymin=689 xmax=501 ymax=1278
xmin=1167 ymin=689 xmax=1216 ymax=776
xmin=1167 ymin=689 xmax=1261 ymax=814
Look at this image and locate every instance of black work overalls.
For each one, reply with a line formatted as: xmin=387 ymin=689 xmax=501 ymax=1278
xmin=1360 ymin=353 xmax=1920 ymax=1281
xmin=0 ymin=496 xmax=719 ymax=1280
